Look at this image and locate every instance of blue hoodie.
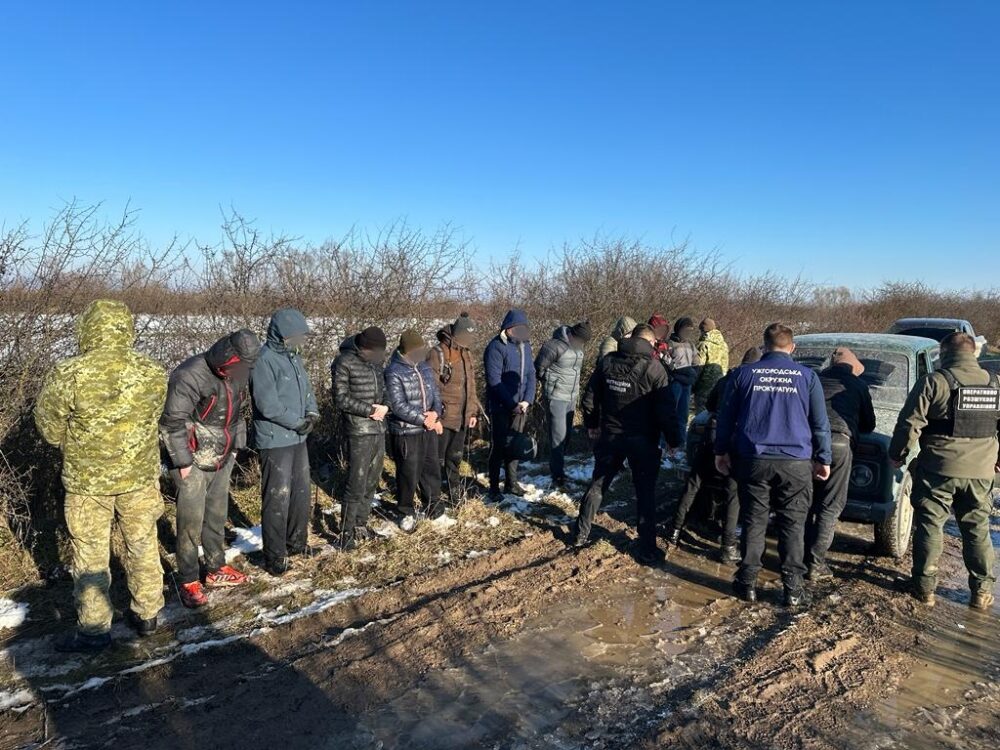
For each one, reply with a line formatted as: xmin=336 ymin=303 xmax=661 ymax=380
xmin=714 ymin=351 xmax=832 ymax=464
xmin=250 ymin=309 xmax=319 ymax=450
xmin=484 ymin=310 xmax=536 ymax=413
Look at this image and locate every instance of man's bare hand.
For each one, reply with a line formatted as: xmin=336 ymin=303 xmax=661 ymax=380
xmin=813 ymin=462 xmax=831 ymax=481
xmin=468 ymin=415 xmax=478 ymax=429
xmin=515 ymin=401 xmax=529 ymax=415
xmin=423 ymin=411 xmax=439 ymax=430
xmin=179 ymin=466 xmax=192 ymax=480
xmin=715 ymin=454 xmax=731 ymax=476
xmin=433 ymin=422 xmax=444 ymax=435
xmin=370 ymin=404 xmax=388 ymax=421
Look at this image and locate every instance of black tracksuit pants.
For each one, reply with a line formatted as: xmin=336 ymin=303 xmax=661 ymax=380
xmin=488 ymin=408 xmax=525 ymax=492
xmin=439 ymin=426 xmax=467 ymax=503
xmin=672 ymin=449 xmax=739 ymax=546
xmin=574 ymin=434 xmax=661 ymax=553
xmin=342 ymin=432 xmax=385 ymax=535
xmin=173 ymin=456 xmax=235 ymax=584
xmin=805 ymin=435 xmax=853 ymax=568
xmin=260 ymin=442 xmax=312 ymax=563
xmin=736 ymin=457 xmax=813 ymax=590
xmin=391 ymin=431 xmax=442 ymax=516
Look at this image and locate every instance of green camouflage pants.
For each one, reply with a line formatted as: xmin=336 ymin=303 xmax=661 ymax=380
xmin=65 ymin=484 xmax=165 ymax=635
xmin=911 ymin=468 xmax=996 ymax=597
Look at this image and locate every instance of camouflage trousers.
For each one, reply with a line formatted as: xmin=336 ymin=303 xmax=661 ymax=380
xmin=64 ymin=484 xmax=165 ymax=635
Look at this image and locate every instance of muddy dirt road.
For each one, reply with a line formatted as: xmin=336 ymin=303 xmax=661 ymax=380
xmin=0 ymin=464 xmax=998 ymax=750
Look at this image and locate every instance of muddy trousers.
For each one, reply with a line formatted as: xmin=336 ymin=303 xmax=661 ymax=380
xmin=64 ymin=484 xmax=165 ymax=636
xmin=574 ymin=436 xmax=661 ymax=553
xmin=488 ymin=408 xmax=524 ymax=492
xmin=546 ymin=399 xmax=574 ymax=482
xmin=173 ymin=456 xmax=235 ymax=584
xmin=439 ymin=426 xmax=467 ymax=503
xmin=391 ymin=431 xmax=442 ymax=516
xmin=342 ymin=432 xmax=385 ymax=535
xmin=805 ymin=436 xmax=852 ymax=569
xmin=260 ymin=443 xmax=312 ymax=564
xmin=672 ymin=469 xmax=739 ymax=546
xmin=910 ymin=468 xmax=996 ymax=597
xmin=736 ymin=458 xmax=812 ymax=590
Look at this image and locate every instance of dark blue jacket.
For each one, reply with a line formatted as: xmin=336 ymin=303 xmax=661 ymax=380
xmin=250 ymin=309 xmax=318 ymax=450
xmin=714 ymin=352 xmax=832 ymax=464
xmin=385 ymin=350 xmax=443 ymax=436
xmin=484 ymin=331 xmax=536 ymax=414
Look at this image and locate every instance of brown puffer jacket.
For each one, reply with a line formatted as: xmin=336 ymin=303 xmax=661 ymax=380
xmin=428 ymin=325 xmax=481 ymax=432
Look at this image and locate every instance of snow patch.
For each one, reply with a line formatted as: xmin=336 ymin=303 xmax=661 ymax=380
xmin=0 ymin=688 xmax=35 ymax=711
xmin=430 ymin=513 xmax=457 ymax=531
xmin=0 ymin=599 xmax=28 ymax=630
xmin=224 ymin=525 xmax=263 ymax=563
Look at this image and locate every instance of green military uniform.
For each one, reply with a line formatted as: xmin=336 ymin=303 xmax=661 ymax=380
xmin=888 ymin=349 xmax=999 ymax=605
xmin=35 ymin=300 xmax=168 ymax=635
xmin=693 ymin=328 xmax=729 ymax=412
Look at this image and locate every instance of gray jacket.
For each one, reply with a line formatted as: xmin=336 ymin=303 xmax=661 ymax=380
xmin=535 ymin=326 xmax=585 ymax=405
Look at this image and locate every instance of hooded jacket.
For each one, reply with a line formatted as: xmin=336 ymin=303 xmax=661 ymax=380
xmin=35 ymin=300 xmax=168 ymax=495
xmin=385 ymin=350 xmax=444 ymax=436
xmin=597 ymin=316 xmax=637 ymax=364
xmin=818 ymin=363 xmax=876 ymax=447
xmin=535 ymin=325 xmax=585 ymax=405
xmin=331 ymin=334 xmax=387 ymax=437
xmin=160 ymin=330 xmax=261 ymax=470
xmin=889 ymin=351 xmax=1000 ymax=479
xmin=429 ymin=325 xmax=480 ymax=432
xmin=664 ymin=332 xmax=703 ymax=386
xmin=582 ymin=337 xmax=680 ymax=446
xmin=694 ymin=329 xmax=729 ymax=398
xmin=250 ymin=309 xmax=318 ymax=450
xmin=483 ymin=317 xmax=536 ymax=413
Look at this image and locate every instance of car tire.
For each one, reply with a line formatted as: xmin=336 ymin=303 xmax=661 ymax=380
xmin=874 ymin=470 xmax=914 ymax=558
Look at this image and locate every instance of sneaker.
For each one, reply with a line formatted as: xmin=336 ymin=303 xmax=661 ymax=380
xmin=784 ymin=587 xmax=811 ymax=608
xmin=665 ymin=526 xmax=681 ymax=546
xmin=504 ymin=482 xmax=526 ymax=497
xmin=637 ymin=546 xmax=666 ymax=566
xmin=263 ymin=557 xmax=290 ymax=577
xmin=399 ymin=515 xmax=418 ymax=533
xmin=55 ymin=630 xmax=111 ymax=653
xmin=970 ymin=589 xmax=994 ymax=611
xmin=486 ymin=490 xmax=504 ymax=504
xmin=126 ymin=610 xmax=158 ymax=637
xmin=568 ymin=533 xmax=590 ymax=551
xmin=720 ymin=544 xmax=741 ymax=564
xmin=806 ymin=563 xmax=834 ymax=582
xmin=552 ymin=477 xmax=568 ymax=491
xmin=206 ymin=565 xmax=249 ymax=588
xmin=179 ymin=581 xmax=208 ymax=608
xmin=733 ymin=580 xmax=757 ymax=603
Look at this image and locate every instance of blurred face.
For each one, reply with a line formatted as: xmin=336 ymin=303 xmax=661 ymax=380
xmin=360 ymin=347 xmax=386 ymax=364
xmin=635 ymin=329 xmax=657 ymax=345
xmin=405 ymin=347 xmax=429 ymax=364
xmin=284 ymin=334 xmax=307 ymax=352
xmin=507 ymin=325 xmax=530 ymax=342
xmin=453 ymin=331 xmax=475 ymax=349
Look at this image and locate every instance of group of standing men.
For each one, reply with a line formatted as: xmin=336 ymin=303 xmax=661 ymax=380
xmin=33 ymin=300 xmax=997 ymax=651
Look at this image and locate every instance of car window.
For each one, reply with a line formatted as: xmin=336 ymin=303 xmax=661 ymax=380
xmin=929 ymin=348 xmax=941 ymax=371
xmin=794 ymin=347 xmax=910 ymax=407
xmin=892 ymin=326 xmax=955 ymax=341
xmin=917 ymin=353 xmax=928 ymax=379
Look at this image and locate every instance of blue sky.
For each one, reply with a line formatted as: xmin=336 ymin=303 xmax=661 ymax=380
xmin=1 ymin=2 xmax=997 ymax=289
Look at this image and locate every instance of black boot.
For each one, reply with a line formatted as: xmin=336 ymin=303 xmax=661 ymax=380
xmin=720 ymin=543 xmax=740 ymax=564
xmin=666 ymin=525 xmax=681 ymax=546
xmin=263 ymin=557 xmax=290 ymax=576
xmin=504 ymin=481 xmax=526 ymax=497
xmin=55 ymin=630 xmax=112 ymax=653
xmin=733 ymin=580 xmax=757 ymax=603
xmin=783 ymin=586 xmax=811 ymax=608
xmin=126 ymin=610 xmax=158 ymax=638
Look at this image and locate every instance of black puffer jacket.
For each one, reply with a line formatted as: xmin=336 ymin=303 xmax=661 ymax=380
xmin=160 ymin=330 xmax=261 ymax=470
xmin=331 ymin=335 xmax=387 ymax=436
xmin=385 ymin=350 xmax=444 ymax=436
xmin=582 ymin=337 xmax=680 ymax=447
xmin=819 ymin=363 xmax=876 ymax=446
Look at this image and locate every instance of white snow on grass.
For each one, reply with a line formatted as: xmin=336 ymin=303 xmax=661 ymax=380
xmin=0 ymin=599 xmax=28 ymax=630
xmin=224 ymin=525 xmax=264 ymax=563
xmin=372 ymin=520 xmax=400 ymax=538
xmin=0 ymin=688 xmax=35 ymax=711
xmin=430 ymin=513 xmax=458 ymax=531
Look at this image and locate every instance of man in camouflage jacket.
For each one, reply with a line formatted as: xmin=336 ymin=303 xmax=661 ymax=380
xmin=35 ymin=300 xmax=168 ymax=651
xmin=693 ymin=319 xmax=730 ymax=412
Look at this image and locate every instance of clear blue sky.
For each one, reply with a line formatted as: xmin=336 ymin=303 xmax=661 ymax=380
xmin=2 ymin=2 xmax=997 ymax=289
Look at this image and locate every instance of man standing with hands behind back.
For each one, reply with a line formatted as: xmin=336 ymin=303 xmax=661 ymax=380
xmin=715 ymin=323 xmax=832 ymax=608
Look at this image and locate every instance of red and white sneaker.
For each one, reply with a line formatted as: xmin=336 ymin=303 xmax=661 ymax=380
xmin=205 ymin=565 xmax=249 ymax=588
xmin=179 ymin=581 xmax=208 ymax=608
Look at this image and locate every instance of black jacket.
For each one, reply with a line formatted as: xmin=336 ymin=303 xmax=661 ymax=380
xmin=819 ymin=363 xmax=877 ymax=446
xmin=385 ymin=350 xmax=444 ymax=436
xmin=160 ymin=330 xmax=260 ymax=470
xmin=582 ymin=337 xmax=680 ymax=447
xmin=331 ymin=335 xmax=387 ymax=436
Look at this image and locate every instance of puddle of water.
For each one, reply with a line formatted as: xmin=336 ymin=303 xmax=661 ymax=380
xmin=353 ymin=564 xmax=726 ymax=749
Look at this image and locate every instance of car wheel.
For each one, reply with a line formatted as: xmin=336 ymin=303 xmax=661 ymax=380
xmin=874 ymin=470 xmax=914 ymax=558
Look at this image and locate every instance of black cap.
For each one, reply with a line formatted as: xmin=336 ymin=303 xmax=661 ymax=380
xmin=356 ymin=326 xmax=387 ymax=351
xmin=453 ymin=312 xmax=476 ymax=336
xmin=569 ymin=321 xmax=592 ymax=342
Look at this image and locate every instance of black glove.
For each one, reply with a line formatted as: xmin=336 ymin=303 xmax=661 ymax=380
xmin=295 ymin=413 xmax=320 ymax=436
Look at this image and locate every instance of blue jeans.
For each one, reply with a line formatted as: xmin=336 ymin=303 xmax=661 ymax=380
xmin=668 ymin=381 xmax=691 ymax=446
xmin=547 ymin=399 xmax=574 ymax=481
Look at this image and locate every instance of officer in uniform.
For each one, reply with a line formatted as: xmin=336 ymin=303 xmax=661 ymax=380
xmin=889 ymin=332 xmax=999 ymax=610
xmin=715 ymin=323 xmax=832 ymax=607
xmin=572 ymin=324 xmax=680 ymax=564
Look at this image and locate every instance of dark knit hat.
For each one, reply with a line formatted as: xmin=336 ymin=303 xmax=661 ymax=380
xmin=453 ymin=312 xmax=476 ymax=336
xmin=569 ymin=321 xmax=592 ymax=342
xmin=356 ymin=326 xmax=387 ymax=351
xmin=741 ymin=347 xmax=762 ymax=365
xmin=399 ymin=329 xmax=426 ymax=354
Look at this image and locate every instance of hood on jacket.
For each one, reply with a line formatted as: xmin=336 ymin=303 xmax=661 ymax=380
xmin=940 ymin=350 xmax=984 ymax=372
xmin=617 ymin=336 xmax=654 ymax=358
xmin=610 ymin=316 xmax=637 ymax=342
xmin=500 ymin=308 xmax=529 ymax=331
xmin=77 ymin=300 xmax=135 ymax=353
xmin=701 ymin=328 xmax=726 ymax=346
xmin=339 ymin=334 xmax=361 ymax=355
xmin=553 ymin=325 xmax=570 ymax=343
xmin=266 ymin=309 xmax=310 ymax=347
xmin=207 ymin=329 xmax=262 ymax=375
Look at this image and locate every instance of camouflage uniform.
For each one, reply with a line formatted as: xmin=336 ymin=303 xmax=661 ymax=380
xmin=693 ymin=328 xmax=729 ymax=412
xmin=35 ymin=300 xmax=168 ymax=634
